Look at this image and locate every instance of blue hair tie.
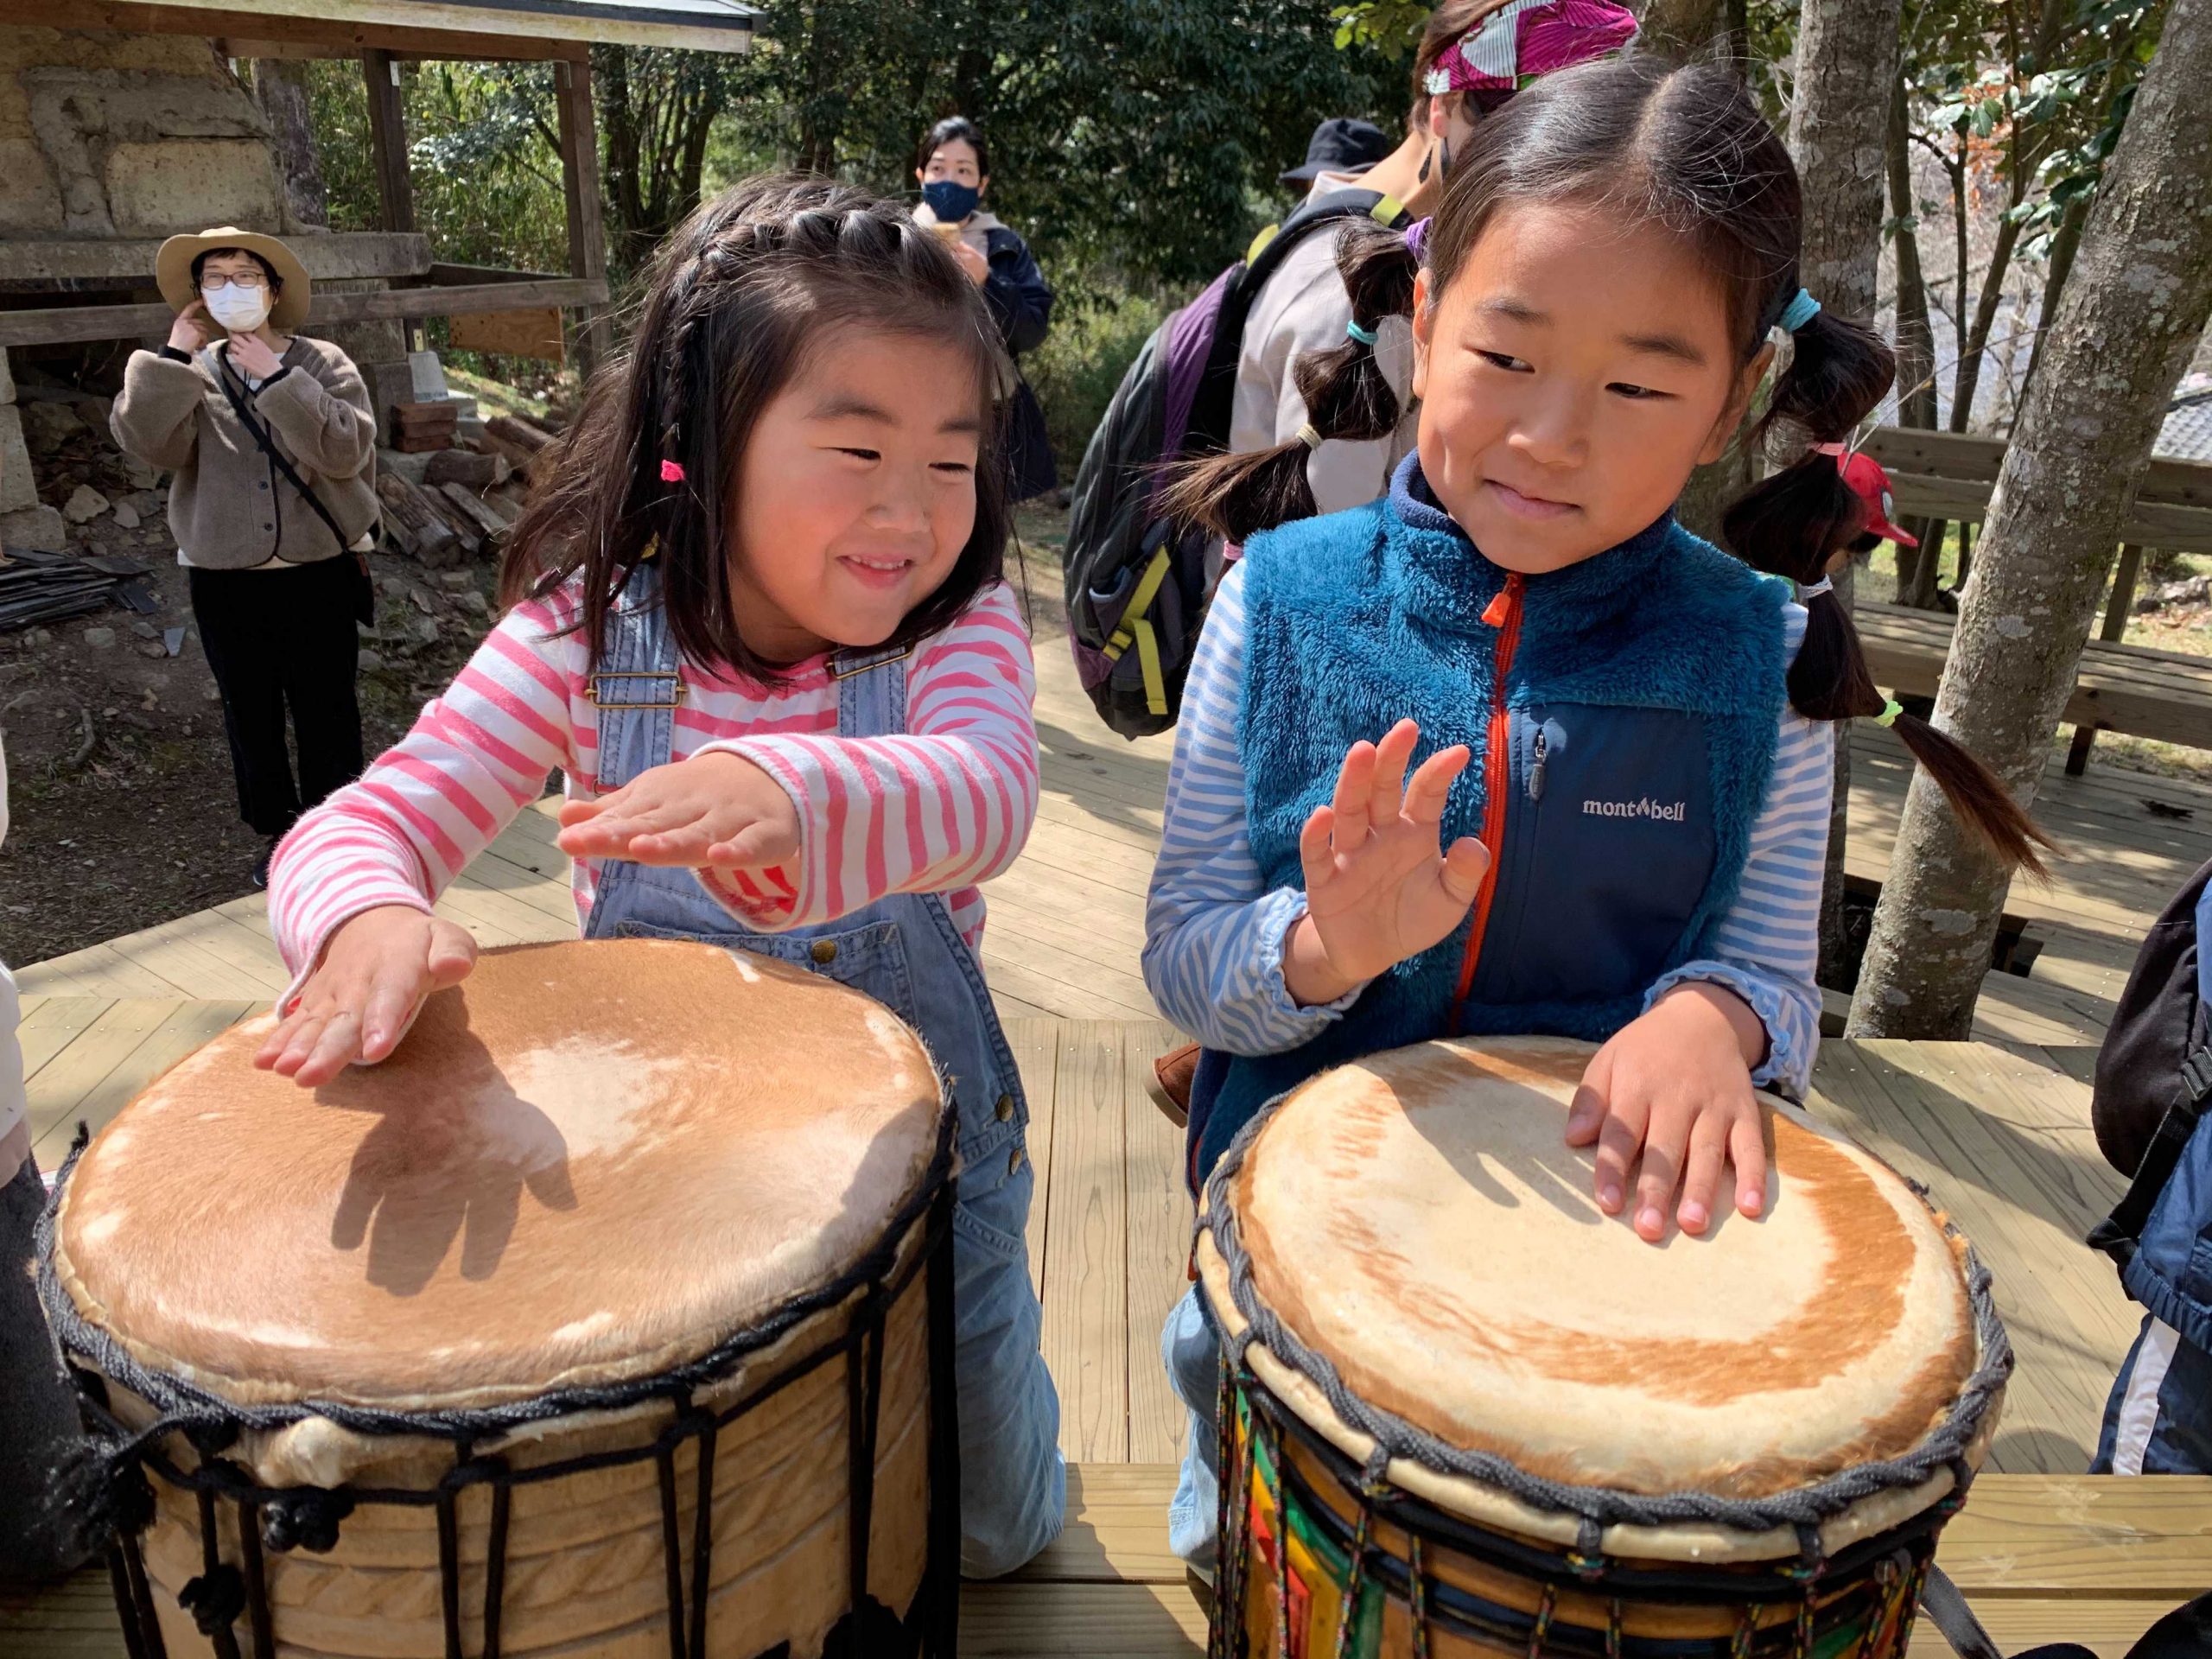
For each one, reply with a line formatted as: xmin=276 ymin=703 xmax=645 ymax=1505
xmin=1780 ymin=289 xmax=1822 ymax=333
xmin=1346 ymin=319 xmax=1378 ymax=346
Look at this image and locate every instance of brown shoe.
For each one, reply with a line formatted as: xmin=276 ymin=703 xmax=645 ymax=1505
xmin=1147 ymin=1041 xmax=1199 ymax=1128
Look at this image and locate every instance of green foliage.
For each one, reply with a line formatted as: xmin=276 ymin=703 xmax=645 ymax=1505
xmin=1329 ymin=2 xmax=1431 ymax=55
xmin=1021 ymin=286 xmax=1168 ymax=471
xmin=716 ymin=0 xmax=1408 ymax=291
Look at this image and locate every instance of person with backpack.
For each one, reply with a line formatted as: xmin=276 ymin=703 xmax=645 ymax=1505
xmin=1065 ymin=0 xmax=1640 ymax=751
xmin=914 ymin=116 xmax=1058 ymax=506
xmin=111 ymin=229 xmax=376 ymax=890
xmin=2086 ymin=856 xmax=2212 ymax=1475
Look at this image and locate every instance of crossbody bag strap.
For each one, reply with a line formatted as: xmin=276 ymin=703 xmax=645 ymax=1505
xmin=205 ymin=346 xmax=362 ymax=552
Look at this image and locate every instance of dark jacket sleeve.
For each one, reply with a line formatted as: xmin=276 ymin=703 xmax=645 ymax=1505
xmin=982 ymin=226 xmax=1053 ymax=358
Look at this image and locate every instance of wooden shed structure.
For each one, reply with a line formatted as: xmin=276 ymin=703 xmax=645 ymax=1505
xmin=0 ymin=0 xmax=760 ymax=363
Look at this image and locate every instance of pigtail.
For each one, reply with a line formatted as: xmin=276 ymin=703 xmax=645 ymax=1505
xmin=1722 ymin=307 xmax=2053 ymax=877
xmin=1160 ymin=219 xmax=1421 ymax=543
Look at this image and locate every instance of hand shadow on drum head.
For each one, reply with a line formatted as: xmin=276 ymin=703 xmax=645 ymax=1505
xmin=318 ymin=1020 xmax=580 ymax=1296
xmin=1405 ymin=1077 xmax=1769 ymax=1245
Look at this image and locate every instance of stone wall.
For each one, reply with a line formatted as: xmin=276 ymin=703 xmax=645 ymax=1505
xmin=0 ymin=26 xmax=296 ymax=240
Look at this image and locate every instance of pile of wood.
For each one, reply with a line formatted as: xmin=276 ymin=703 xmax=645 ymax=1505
xmin=375 ymin=413 xmax=562 ymax=569
xmin=0 ymin=549 xmax=150 ymax=632
xmin=389 ymin=401 xmax=461 ymax=454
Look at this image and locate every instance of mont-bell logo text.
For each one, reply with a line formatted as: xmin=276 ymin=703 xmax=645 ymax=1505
xmin=1581 ymin=796 xmax=1688 ymax=823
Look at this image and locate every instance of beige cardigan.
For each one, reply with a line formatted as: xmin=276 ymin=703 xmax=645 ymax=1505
xmin=110 ymin=335 xmax=378 ymax=569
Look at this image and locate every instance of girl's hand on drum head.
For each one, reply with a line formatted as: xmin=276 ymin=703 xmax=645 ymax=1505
xmin=255 ymin=905 xmax=478 ymax=1087
xmin=555 ymin=752 xmax=802 ymax=871
xmin=1564 ymin=982 xmax=1772 ymax=1242
xmin=1282 ymin=721 xmax=1490 ymax=1006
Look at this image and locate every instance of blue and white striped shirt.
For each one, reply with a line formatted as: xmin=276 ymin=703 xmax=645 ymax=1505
xmin=1141 ymin=562 xmax=1833 ymax=1093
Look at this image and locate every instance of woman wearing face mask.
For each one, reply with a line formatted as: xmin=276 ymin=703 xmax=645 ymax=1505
xmin=111 ymin=228 xmax=376 ymax=889
xmin=913 ymin=117 xmax=1058 ymax=504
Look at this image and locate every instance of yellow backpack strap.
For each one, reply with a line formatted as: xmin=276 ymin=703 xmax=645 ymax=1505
xmin=1245 ymin=223 xmax=1282 ymax=265
xmin=1100 ymin=546 xmax=1178 ymax=717
xmin=1370 ymin=193 xmax=1406 ymax=227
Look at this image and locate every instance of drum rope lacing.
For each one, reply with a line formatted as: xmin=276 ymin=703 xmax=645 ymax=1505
xmin=1199 ymin=1091 xmax=2016 ymax=1542
xmin=35 ymin=1110 xmax=966 ymax=1659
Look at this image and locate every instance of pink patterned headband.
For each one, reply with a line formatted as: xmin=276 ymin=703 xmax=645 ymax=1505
xmin=1423 ymin=0 xmax=1639 ymax=99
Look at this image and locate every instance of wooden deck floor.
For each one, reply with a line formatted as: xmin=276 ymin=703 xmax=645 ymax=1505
xmin=19 ymin=620 xmax=2210 ymax=1053
xmin=9 ymin=1007 xmax=2187 ymax=1656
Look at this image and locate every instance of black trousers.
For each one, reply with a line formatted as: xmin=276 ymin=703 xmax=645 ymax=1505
xmin=189 ymin=558 xmax=365 ymax=839
xmin=0 ymin=1148 xmax=94 ymax=1582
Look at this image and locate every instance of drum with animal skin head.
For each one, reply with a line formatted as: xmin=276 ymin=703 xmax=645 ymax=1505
xmin=1196 ymin=1036 xmax=2010 ymax=1658
xmin=40 ymin=938 xmax=960 ymax=1659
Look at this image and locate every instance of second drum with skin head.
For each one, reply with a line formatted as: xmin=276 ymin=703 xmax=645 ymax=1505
xmin=1197 ymin=1036 xmax=2009 ymax=1656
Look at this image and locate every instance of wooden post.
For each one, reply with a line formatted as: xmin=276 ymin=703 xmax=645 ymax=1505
xmin=556 ymin=54 xmax=612 ymax=376
xmin=362 ymin=50 xmax=413 ymax=233
xmin=2064 ymin=542 xmax=2145 ymax=775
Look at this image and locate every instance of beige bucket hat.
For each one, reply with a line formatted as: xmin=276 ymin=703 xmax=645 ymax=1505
xmin=154 ymin=227 xmax=312 ymax=334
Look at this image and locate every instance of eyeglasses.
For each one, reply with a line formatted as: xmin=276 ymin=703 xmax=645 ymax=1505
xmin=200 ymin=272 xmax=268 ymax=292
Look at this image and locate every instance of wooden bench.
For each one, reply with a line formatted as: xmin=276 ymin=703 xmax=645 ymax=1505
xmin=1855 ymin=598 xmax=2212 ymax=768
xmin=8 ymin=1465 xmax=2202 ymax=1656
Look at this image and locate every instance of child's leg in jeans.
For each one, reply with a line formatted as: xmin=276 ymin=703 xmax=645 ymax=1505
xmin=950 ymin=1151 xmax=1066 ymax=1576
xmin=1162 ymin=1282 xmax=1222 ymax=1570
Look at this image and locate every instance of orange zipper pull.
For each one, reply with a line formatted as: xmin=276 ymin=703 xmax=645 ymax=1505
xmin=1479 ymin=574 xmax=1523 ymax=628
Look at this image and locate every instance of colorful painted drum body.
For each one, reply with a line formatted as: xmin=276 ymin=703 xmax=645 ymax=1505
xmin=1196 ymin=1037 xmax=2011 ymax=1658
xmin=40 ymin=938 xmax=960 ymax=1659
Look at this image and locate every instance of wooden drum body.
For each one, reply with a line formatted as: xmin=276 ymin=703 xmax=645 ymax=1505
xmin=39 ymin=938 xmax=961 ymax=1659
xmin=1196 ymin=1038 xmax=2012 ymax=1659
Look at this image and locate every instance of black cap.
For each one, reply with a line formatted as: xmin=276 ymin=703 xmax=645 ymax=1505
xmin=1279 ymin=118 xmax=1392 ymax=186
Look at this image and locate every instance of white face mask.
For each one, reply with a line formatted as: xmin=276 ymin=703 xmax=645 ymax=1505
xmin=202 ymin=282 xmax=270 ymax=334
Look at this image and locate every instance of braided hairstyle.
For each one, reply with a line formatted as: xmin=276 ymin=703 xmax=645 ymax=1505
xmin=1167 ymin=57 xmax=2050 ymax=874
xmin=501 ymin=174 xmax=1011 ymax=683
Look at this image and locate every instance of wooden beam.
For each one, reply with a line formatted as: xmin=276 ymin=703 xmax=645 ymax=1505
xmin=2064 ymin=543 xmax=2148 ymax=776
xmin=556 ymin=55 xmax=613 ymax=374
xmin=10 ymin=1 xmax=594 ymax=60
xmin=362 ymin=49 xmax=414 ymax=236
xmin=0 ymin=278 xmax=611 ymax=349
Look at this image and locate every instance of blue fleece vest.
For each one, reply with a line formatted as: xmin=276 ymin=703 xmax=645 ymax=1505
xmin=1195 ymin=458 xmax=1791 ymax=1178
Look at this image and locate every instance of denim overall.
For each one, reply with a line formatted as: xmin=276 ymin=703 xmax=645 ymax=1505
xmin=580 ymin=569 xmax=1064 ymax=1577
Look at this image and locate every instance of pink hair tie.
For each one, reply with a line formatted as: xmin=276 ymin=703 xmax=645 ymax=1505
xmin=660 ymin=459 xmax=686 ymax=484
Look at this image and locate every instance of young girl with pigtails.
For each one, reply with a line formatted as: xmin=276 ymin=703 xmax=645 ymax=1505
xmin=1144 ymin=56 xmax=2050 ymax=1569
xmin=255 ymin=175 xmax=1064 ymax=1577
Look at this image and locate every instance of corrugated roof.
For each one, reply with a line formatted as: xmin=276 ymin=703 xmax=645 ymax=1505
xmin=2161 ymin=376 xmax=2212 ymax=464
xmin=109 ymin=0 xmax=760 ymax=53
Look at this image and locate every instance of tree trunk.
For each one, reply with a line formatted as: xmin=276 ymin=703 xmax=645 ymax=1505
xmin=1788 ymin=0 xmax=1903 ymax=992
xmin=1849 ymin=0 xmax=2212 ymax=1039
xmin=1885 ymin=73 xmax=1944 ymax=607
xmin=1946 ymin=214 xmax=2024 ymax=434
xmin=252 ymin=60 xmax=327 ymax=230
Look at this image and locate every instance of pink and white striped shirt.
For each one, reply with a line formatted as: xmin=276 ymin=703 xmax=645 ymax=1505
xmin=267 ymin=581 xmax=1039 ymax=1001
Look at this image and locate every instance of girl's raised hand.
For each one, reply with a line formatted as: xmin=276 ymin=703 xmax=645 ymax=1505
xmin=1563 ymin=982 xmax=1772 ymax=1242
xmin=255 ymin=904 xmax=478 ymax=1086
xmin=1284 ymin=720 xmax=1490 ymax=1006
xmin=556 ymin=752 xmax=801 ymax=871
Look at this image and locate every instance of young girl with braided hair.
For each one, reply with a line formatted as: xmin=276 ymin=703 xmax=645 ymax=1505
xmin=257 ymin=175 xmax=1064 ymax=1575
xmin=1146 ymin=57 xmax=2050 ymax=1568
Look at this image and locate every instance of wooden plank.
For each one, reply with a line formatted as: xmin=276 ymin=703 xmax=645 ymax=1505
xmin=0 ymin=280 xmax=611 ymax=350
xmin=1005 ymin=1018 xmax=1061 ymax=1296
xmin=14 ymin=998 xmax=117 ymax=1081
xmin=448 ymin=305 xmax=564 ymax=362
xmin=362 ymin=48 xmax=414 ymax=234
xmin=1011 ymin=1463 xmax=1184 ymax=1585
xmin=1937 ymin=1475 xmax=2212 ymax=1596
xmin=29 ymin=1001 xmax=259 ymax=1154
xmin=1040 ymin=1021 xmax=1131 ymax=1462
xmin=0 ymin=232 xmax=432 ymax=290
xmin=556 ymin=54 xmax=613 ymax=372
xmin=1124 ymin=1024 xmax=1193 ymax=1466
xmin=959 ymin=1582 xmax=1204 ymax=1657
xmin=1808 ymin=1043 xmax=2137 ymax=1473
